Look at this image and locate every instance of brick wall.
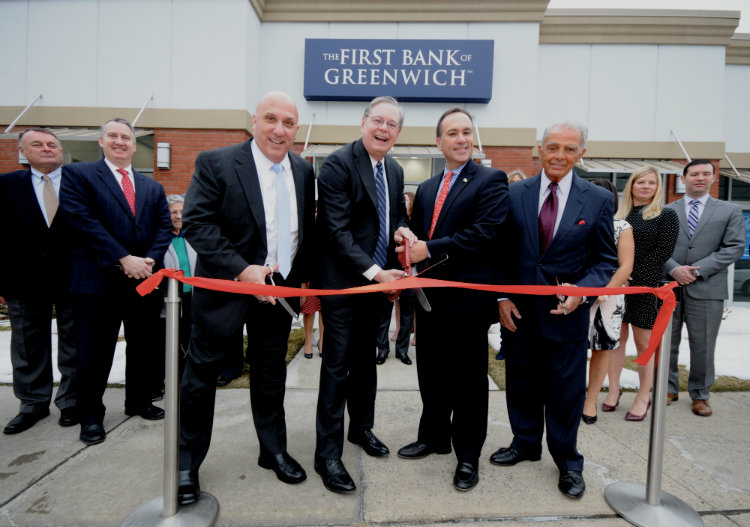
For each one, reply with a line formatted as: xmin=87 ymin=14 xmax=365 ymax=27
xmin=0 ymin=137 xmax=23 ymax=174
xmin=663 ymin=159 xmax=720 ymax=204
xmin=481 ymin=145 xmax=540 ymax=177
xmin=153 ymin=129 xmax=250 ymax=195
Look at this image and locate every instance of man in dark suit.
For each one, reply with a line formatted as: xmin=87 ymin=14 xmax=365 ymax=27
xmin=176 ymin=91 xmax=316 ymax=505
xmin=60 ymin=118 xmax=172 ymax=446
xmin=664 ymin=159 xmax=745 ymax=416
xmin=0 ymin=128 xmax=77 ymax=434
xmin=490 ymin=122 xmax=617 ymax=499
xmin=396 ymin=108 xmax=508 ymax=491
xmin=314 ymin=96 xmax=415 ymax=494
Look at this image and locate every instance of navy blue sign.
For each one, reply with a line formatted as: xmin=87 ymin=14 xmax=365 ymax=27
xmin=304 ymin=39 xmax=493 ymax=103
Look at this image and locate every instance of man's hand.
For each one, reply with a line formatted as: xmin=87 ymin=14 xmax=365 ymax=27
xmin=238 ymin=264 xmax=276 ymax=304
xmin=671 ymin=265 xmax=700 ymax=286
xmin=549 ymin=283 xmax=583 ymax=316
xmin=396 ymin=240 xmax=428 ymax=264
xmin=0 ymin=296 xmax=6 ymax=306
xmin=394 ymin=226 xmax=417 ymax=246
xmin=499 ymin=299 xmax=521 ymax=332
xmin=119 ymin=255 xmax=155 ymax=280
xmin=374 ymin=268 xmax=408 ymax=296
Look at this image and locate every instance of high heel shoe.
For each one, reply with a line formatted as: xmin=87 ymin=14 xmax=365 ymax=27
xmin=601 ymin=388 xmax=622 ymax=412
xmin=581 ymin=413 xmax=597 ymax=425
xmin=624 ymin=399 xmax=652 ymax=422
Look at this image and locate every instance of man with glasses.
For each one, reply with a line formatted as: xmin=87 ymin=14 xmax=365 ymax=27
xmin=489 ymin=122 xmax=617 ymax=499
xmin=314 ymin=96 xmax=416 ymax=494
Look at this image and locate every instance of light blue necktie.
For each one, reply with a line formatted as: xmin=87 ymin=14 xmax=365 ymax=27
xmin=374 ymin=161 xmax=388 ymax=268
xmin=271 ymin=163 xmax=291 ymax=278
xmin=687 ymin=199 xmax=700 ymax=237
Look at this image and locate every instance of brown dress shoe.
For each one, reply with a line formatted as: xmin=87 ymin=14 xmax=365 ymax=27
xmin=666 ymin=393 xmax=679 ymax=406
xmin=692 ymin=399 xmax=712 ymax=417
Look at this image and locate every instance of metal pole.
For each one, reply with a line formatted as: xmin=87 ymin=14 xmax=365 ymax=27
xmin=604 ymin=291 xmax=703 ymax=527
xmin=4 ymin=94 xmax=43 ymax=133
xmin=163 ymin=277 xmax=180 ymax=516
xmin=122 ymin=277 xmax=219 ymax=526
xmin=132 ymin=95 xmax=154 ymax=127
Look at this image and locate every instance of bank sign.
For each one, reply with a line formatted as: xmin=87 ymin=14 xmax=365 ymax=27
xmin=304 ymin=39 xmax=493 ymax=103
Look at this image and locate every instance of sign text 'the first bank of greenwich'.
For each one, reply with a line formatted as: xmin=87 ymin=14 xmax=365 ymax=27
xmin=304 ymin=39 xmax=494 ymax=103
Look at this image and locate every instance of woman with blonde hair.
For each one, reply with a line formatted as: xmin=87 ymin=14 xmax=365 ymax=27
xmin=603 ymin=167 xmax=679 ymax=421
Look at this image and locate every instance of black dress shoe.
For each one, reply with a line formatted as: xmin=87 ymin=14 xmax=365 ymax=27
xmin=489 ymin=446 xmax=541 ymax=466
xmin=314 ymin=457 xmax=356 ymax=494
xmin=58 ymin=407 xmax=79 ymax=427
xmin=125 ymin=404 xmax=165 ymax=420
xmin=348 ymin=428 xmax=389 ymax=457
xmin=3 ymin=408 xmax=50 ymax=435
xmin=397 ymin=441 xmax=451 ymax=459
xmin=581 ymin=413 xmax=597 ymax=425
xmin=376 ymin=350 xmax=388 ymax=365
xmin=178 ymin=470 xmax=200 ymax=505
xmin=395 ymin=353 xmax=412 ymax=365
xmin=453 ymin=461 xmax=479 ymax=491
xmin=80 ymin=423 xmax=106 ymax=445
xmin=258 ymin=452 xmax=307 ymax=484
xmin=558 ymin=470 xmax=585 ymax=499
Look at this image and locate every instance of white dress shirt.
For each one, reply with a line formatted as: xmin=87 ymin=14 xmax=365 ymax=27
xmin=31 ymin=166 xmax=62 ymax=227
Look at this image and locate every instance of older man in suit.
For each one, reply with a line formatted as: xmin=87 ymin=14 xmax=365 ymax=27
xmin=176 ymin=91 xmax=316 ymax=505
xmin=314 ymin=96 xmax=416 ymax=494
xmin=396 ymin=107 xmax=508 ymax=491
xmin=0 ymin=128 xmax=77 ymax=434
xmin=61 ymin=118 xmax=172 ymax=446
xmin=664 ymin=159 xmax=745 ymax=417
xmin=490 ymin=122 xmax=617 ymax=499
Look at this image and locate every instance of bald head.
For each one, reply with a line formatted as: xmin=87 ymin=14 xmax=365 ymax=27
xmin=252 ymin=91 xmax=300 ymax=163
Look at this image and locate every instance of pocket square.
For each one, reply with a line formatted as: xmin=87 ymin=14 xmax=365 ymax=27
xmin=577 ymin=219 xmax=586 ymax=225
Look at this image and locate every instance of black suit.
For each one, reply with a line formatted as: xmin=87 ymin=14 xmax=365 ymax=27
xmin=410 ymin=161 xmax=508 ymax=463
xmin=60 ymin=159 xmax=172 ymax=425
xmin=0 ymin=169 xmax=76 ymax=415
xmin=314 ymin=138 xmax=408 ymax=459
xmin=179 ymin=140 xmax=315 ymax=472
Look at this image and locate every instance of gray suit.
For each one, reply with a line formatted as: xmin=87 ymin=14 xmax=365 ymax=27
xmin=664 ymin=196 xmax=745 ymax=400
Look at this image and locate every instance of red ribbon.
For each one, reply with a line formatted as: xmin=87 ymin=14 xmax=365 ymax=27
xmin=139 ymin=269 xmax=677 ymax=367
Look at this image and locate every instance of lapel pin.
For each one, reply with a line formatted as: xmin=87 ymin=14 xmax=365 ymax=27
xmin=462 ymin=178 xmax=468 ymax=183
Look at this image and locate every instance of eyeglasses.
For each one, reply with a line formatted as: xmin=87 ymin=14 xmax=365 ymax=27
xmin=368 ymin=116 xmax=400 ymax=131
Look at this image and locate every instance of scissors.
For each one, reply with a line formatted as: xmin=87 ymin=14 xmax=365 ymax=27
xmin=556 ymin=276 xmax=568 ymax=315
xmin=266 ymin=265 xmax=299 ymax=321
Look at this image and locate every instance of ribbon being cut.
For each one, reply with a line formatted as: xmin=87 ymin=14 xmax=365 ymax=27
xmin=138 ymin=268 xmax=677 ymax=367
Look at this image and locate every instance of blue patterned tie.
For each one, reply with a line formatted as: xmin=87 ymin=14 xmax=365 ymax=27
xmin=687 ymin=199 xmax=700 ymax=237
xmin=271 ymin=163 xmax=291 ymax=278
xmin=374 ymin=161 xmax=388 ymax=268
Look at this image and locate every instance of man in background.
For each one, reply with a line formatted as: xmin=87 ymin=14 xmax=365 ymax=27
xmin=0 ymin=128 xmax=77 ymax=434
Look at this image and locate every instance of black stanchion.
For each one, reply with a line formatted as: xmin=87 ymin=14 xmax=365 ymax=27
xmin=122 ymin=278 xmax=219 ymax=526
xmin=604 ymin=291 xmax=703 ymax=527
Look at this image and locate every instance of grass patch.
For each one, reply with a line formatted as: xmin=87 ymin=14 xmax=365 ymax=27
xmin=487 ymin=347 xmax=749 ymax=392
xmin=217 ymin=328 xmax=305 ymax=389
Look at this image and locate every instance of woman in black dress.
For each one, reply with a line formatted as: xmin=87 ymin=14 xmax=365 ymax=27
xmin=604 ymin=167 xmax=679 ymax=421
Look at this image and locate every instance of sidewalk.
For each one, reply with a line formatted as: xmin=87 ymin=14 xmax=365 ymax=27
xmin=1 ymin=337 xmax=749 ymax=526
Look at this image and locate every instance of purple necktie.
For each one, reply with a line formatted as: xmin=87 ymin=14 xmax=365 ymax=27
xmin=538 ymin=181 xmax=558 ymax=252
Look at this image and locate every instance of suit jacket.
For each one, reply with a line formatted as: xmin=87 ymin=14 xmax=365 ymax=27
xmin=183 ymin=140 xmax=316 ymax=336
xmin=0 ymin=169 xmax=73 ymax=299
xmin=411 ymin=161 xmax=508 ymax=320
xmin=501 ymin=172 xmax=618 ymax=342
xmin=315 ymin=138 xmax=409 ymax=290
xmin=664 ymin=196 xmax=745 ymax=300
xmin=60 ymin=158 xmax=172 ymax=295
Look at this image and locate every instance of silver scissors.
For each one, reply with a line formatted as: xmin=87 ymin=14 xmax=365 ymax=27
xmin=266 ymin=266 xmax=299 ymax=321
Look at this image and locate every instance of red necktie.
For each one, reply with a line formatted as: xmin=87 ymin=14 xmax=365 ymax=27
xmin=428 ymin=171 xmax=453 ymax=239
xmin=117 ymin=168 xmax=136 ymax=216
xmin=538 ymin=181 xmax=558 ymax=251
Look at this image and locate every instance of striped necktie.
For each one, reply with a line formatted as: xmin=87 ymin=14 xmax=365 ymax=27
xmin=374 ymin=161 xmax=388 ymax=268
xmin=687 ymin=199 xmax=700 ymax=237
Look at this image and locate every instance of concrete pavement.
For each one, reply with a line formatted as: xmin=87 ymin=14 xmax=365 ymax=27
xmin=1 ymin=341 xmax=749 ymax=526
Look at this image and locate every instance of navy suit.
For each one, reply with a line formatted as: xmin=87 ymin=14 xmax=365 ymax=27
xmin=411 ymin=161 xmax=508 ymax=463
xmin=60 ymin=159 xmax=172 ymax=425
xmin=500 ymin=172 xmax=616 ymax=471
xmin=178 ymin=140 xmax=315 ymax=472
xmin=0 ymin=169 xmax=76 ymax=415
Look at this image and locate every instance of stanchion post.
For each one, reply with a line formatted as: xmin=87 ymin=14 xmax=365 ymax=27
xmin=604 ymin=289 xmax=703 ymax=527
xmin=122 ymin=277 xmax=219 ymax=527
